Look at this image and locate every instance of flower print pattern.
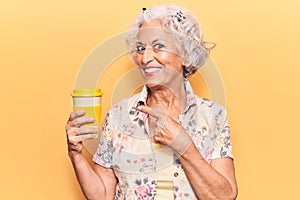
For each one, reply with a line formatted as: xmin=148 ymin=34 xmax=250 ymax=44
xmin=203 ymin=149 xmax=213 ymax=162
xmin=93 ymin=80 xmax=233 ymax=199
xmin=135 ymin=178 xmax=156 ymax=200
xmin=114 ymin=184 xmax=124 ymax=200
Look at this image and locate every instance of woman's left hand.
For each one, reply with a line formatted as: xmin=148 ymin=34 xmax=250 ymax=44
xmin=137 ymin=104 xmax=193 ymax=156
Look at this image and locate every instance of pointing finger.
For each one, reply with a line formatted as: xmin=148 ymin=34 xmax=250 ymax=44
xmin=137 ymin=105 xmax=151 ymax=114
xmin=137 ymin=105 xmax=166 ymax=119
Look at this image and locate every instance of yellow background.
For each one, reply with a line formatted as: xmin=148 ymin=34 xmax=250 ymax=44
xmin=1 ymin=0 xmax=299 ymax=199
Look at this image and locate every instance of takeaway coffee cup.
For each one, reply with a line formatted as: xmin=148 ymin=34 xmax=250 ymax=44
xmin=71 ymin=88 xmax=102 ymax=127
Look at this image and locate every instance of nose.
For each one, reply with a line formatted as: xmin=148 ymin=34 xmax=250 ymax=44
xmin=141 ymin=48 xmax=154 ymax=65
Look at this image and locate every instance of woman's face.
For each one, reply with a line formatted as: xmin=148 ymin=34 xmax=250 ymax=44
xmin=134 ymin=20 xmax=184 ymax=87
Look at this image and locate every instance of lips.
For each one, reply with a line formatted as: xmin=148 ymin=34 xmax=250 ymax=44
xmin=142 ymin=66 xmax=163 ymax=77
xmin=144 ymin=67 xmax=162 ymax=73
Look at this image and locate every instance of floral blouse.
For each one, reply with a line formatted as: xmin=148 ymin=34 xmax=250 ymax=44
xmin=93 ymin=80 xmax=233 ymax=200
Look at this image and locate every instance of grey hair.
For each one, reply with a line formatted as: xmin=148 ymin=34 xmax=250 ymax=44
xmin=126 ymin=5 xmax=214 ymax=77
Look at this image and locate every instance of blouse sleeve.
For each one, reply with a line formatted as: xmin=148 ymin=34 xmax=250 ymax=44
xmin=211 ymin=105 xmax=234 ymax=160
xmin=93 ymin=112 xmax=114 ymax=168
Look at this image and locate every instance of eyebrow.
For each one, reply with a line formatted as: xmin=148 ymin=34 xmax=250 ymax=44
xmin=135 ymin=41 xmax=144 ymax=46
xmin=151 ymin=39 xmax=161 ymax=44
xmin=135 ymin=39 xmax=164 ymax=45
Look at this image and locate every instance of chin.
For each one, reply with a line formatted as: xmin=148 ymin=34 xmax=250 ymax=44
xmin=145 ymin=80 xmax=161 ymax=88
xmin=145 ymin=78 xmax=176 ymax=91
xmin=144 ymin=77 xmax=163 ymax=87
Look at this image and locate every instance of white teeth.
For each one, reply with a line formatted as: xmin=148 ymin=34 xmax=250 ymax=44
xmin=144 ymin=67 xmax=161 ymax=73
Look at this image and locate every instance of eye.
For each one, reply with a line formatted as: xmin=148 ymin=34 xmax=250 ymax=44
xmin=136 ymin=45 xmax=145 ymax=52
xmin=153 ymin=43 xmax=165 ymax=50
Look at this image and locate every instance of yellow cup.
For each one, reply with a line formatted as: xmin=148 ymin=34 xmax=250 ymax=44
xmin=71 ymin=88 xmax=103 ymax=127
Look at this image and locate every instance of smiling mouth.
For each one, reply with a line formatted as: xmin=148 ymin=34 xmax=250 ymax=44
xmin=143 ymin=67 xmax=162 ymax=75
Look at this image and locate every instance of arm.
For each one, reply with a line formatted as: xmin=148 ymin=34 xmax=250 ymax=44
xmin=137 ymin=105 xmax=238 ymax=200
xmin=66 ymin=110 xmax=117 ymax=200
xmin=69 ymin=154 xmax=117 ymax=200
xmin=164 ymin=124 xmax=237 ymax=200
xmin=178 ymin=142 xmax=238 ymax=200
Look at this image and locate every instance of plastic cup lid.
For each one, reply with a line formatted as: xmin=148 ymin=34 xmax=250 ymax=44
xmin=71 ymin=88 xmax=103 ymax=97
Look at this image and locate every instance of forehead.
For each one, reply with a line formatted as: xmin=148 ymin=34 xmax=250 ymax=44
xmin=137 ymin=20 xmax=173 ymax=42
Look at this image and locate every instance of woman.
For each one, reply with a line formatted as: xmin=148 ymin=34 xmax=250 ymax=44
xmin=66 ymin=5 xmax=238 ymax=200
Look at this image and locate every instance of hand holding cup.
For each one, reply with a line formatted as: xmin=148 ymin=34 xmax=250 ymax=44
xmin=65 ymin=88 xmax=102 ymax=156
xmin=65 ymin=110 xmax=99 ymax=156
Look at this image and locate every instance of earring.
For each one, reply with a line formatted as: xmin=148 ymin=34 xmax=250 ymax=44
xmin=182 ymin=60 xmax=190 ymax=66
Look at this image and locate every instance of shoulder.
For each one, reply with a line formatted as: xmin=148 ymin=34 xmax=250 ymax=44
xmin=192 ymin=96 xmax=229 ymax=126
xmin=109 ymin=92 xmax=142 ymax=112
xmin=195 ymin=96 xmax=227 ymax=113
xmin=105 ymin=92 xmax=142 ymax=121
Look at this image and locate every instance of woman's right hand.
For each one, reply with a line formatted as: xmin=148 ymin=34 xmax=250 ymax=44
xmin=65 ymin=110 xmax=99 ymax=157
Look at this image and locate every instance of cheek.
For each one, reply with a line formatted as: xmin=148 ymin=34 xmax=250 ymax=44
xmin=157 ymin=52 xmax=179 ymax=66
xmin=159 ymin=52 xmax=169 ymax=61
xmin=133 ymin=54 xmax=142 ymax=65
xmin=159 ymin=53 xmax=183 ymax=70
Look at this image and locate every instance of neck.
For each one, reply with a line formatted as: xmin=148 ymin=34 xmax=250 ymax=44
xmin=147 ymin=79 xmax=186 ymax=113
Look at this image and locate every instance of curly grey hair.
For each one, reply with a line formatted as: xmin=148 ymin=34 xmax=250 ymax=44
xmin=126 ymin=5 xmax=214 ymax=77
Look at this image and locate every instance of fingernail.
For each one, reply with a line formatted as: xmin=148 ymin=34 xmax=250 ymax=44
xmin=78 ymin=110 xmax=85 ymax=114
xmin=136 ymin=105 xmax=144 ymax=110
xmin=89 ymin=117 xmax=95 ymax=121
